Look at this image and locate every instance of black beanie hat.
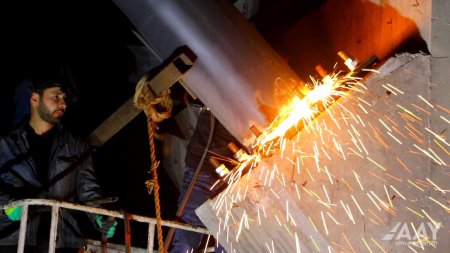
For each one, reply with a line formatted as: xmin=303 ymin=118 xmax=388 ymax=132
xmin=30 ymin=66 xmax=68 ymax=93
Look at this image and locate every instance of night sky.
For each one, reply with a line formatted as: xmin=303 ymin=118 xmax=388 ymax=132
xmin=1 ymin=1 xmax=179 ymax=247
xmin=0 ymin=0 xmax=328 ymax=247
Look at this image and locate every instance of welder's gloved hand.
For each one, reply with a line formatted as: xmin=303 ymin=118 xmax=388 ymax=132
xmin=4 ymin=206 xmax=23 ymax=221
xmin=96 ymin=215 xmax=118 ymax=238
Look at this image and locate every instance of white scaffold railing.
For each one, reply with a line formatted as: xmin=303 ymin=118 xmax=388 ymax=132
xmin=0 ymin=199 xmax=211 ymax=253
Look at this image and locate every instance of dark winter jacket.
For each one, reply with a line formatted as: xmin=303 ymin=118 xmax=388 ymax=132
xmin=0 ymin=123 xmax=103 ymax=248
xmin=185 ymin=109 xmax=241 ymax=175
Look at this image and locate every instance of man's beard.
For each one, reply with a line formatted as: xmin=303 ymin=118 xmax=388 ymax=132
xmin=38 ymin=101 xmax=63 ymax=125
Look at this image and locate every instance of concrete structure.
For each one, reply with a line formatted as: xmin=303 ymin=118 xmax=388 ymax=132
xmin=197 ymin=1 xmax=449 ymax=252
xmin=198 ymin=52 xmax=448 ymax=253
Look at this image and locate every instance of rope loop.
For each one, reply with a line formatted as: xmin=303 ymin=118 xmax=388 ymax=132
xmin=134 ymin=73 xmax=173 ymax=123
xmin=145 ymin=179 xmax=155 ymax=195
xmin=134 ymin=72 xmax=170 ymax=253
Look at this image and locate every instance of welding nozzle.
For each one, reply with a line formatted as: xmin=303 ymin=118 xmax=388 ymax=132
xmin=338 ymin=50 xmax=358 ymax=71
xmin=315 ymin=65 xmax=333 ymax=85
xmin=227 ymin=142 xmax=250 ymax=163
xmin=209 ymin=157 xmax=230 ymax=178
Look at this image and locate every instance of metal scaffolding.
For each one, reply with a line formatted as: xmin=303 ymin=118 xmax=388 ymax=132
xmin=1 ymin=199 xmax=210 ymax=253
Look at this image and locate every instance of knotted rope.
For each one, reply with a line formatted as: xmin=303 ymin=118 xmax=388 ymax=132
xmin=134 ymin=73 xmax=173 ymax=253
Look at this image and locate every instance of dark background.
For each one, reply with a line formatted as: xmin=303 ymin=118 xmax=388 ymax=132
xmin=1 ymin=0 xmax=176 ymax=247
xmin=0 ymin=0 xmax=328 ymax=247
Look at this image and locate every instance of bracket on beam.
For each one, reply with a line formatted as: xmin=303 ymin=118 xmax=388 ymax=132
xmin=87 ymin=51 xmax=196 ymax=148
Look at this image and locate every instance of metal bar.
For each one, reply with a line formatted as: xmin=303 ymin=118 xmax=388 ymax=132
xmin=1 ymin=199 xmax=210 ymax=252
xmin=147 ymin=223 xmax=155 ymax=253
xmin=123 ymin=211 xmax=132 ymax=253
xmin=17 ymin=204 xmax=28 ymax=253
xmin=114 ymin=0 xmax=307 ymax=143
xmin=87 ymin=98 xmax=141 ymax=148
xmin=48 ymin=206 xmax=60 ymax=253
xmin=1 ymin=199 xmax=210 ymax=234
xmin=147 ymin=53 xmax=194 ymax=95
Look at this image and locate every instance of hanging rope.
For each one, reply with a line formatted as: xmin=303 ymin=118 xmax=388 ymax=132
xmin=134 ymin=73 xmax=173 ymax=253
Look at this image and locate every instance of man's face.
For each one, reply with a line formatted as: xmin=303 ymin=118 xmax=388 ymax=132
xmin=36 ymin=87 xmax=67 ymax=124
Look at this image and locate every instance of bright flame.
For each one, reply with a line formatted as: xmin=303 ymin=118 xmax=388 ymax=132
xmin=257 ymin=80 xmax=340 ymax=146
xmin=259 ymin=98 xmax=312 ymax=144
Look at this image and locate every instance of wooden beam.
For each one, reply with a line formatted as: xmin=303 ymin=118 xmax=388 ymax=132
xmin=87 ymin=52 xmax=195 ymax=148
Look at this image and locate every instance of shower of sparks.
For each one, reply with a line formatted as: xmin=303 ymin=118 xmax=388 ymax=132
xmin=410 ymin=222 xmax=424 ymax=250
xmin=321 ymin=211 xmax=329 ymax=235
xmin=361 ymin=237 xmax=373 ymax=253
xmin=206 ymin=61 xmax=449 ymax=252
xmin=203 ymin=235 xmax=211 ymax=253
xmin=371 ymin=237 xmax=387 ymax=253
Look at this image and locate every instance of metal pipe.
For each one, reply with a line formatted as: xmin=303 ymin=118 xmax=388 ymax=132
xmin=17 ymin=204 xmax=28 ymax=253
xmin=147 ymin=224 xmax=155 ymax=253
xmin=113 ymin=0 xmax=306 ymax=144
xmin=163 ymin=113 xmax=216 ymax=251
xmin=1 ymin=199 xmax=210 ymax=234
xmin=48 ymin=206 xmax=60 ymax=253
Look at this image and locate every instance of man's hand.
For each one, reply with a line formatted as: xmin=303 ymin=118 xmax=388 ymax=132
xmin=96 ymin=215 xmax=118 ymax=238
xmin=4 ymin=206 xmax=23 ymax=221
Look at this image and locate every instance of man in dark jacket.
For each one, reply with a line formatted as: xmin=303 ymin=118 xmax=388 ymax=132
xmin=0 ymin=77 xmax=115 ymax=252
xmin=170 ymin=108 xmax=240 ymax=253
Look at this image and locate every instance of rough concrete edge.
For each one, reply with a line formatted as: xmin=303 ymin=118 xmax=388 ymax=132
xmin=365 ymin=51 xmax=430 ymax=81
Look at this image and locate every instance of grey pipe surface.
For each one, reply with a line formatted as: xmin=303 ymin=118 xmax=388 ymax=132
xmin=114 ymin=0 xmax=306 ymax=143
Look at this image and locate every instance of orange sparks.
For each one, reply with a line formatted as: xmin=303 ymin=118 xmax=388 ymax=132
xmin=327 ymin=211 xmax=342 ymax=225
xmin=353 ymin=170 xmax=364 ymax=191
xmin=433 ymin=139 xmax=450 ymax=156
xmin=367 ymin=193 xmax=381 ymax=211
xmin=321 ymin=211 xmax=329 ymax=235
xmin=308 ymin=216 xmax=319 ymax=232
xmin=391 ymin=126 xmax=408 ymax=140
xmin=351 ymin=194 xmax=364 ymax=216
xmin=428 ymin=197 xmax=450 ymax=213
xmin=367 ymin=209 xmax=384 ymax=224
xmin=411 ymin=103 xmax=431 ymax=116
xmin=437 ymin=104 xmax=450 ymax=114
xmin=368 ymin=122 xmax=389 ymax=148
xmin=309 ymin=236 xmax=321 ymax=252
xmin=395 ymin=157 xmax=412 ymax=173
xmin=371 ymin=237 xmax=387 ymax=253
xmin=404 ymin=125 xmax=424 ymax=144
xmin=425 ymin=127 xmax=450 ymax=147
xmin=342 ymin=233 xmax=356 ymax=253
xmin=417 ymin=95 xmax=434 ymax=108
xmin=341 ymin=178 xmax=354 ymax=192
xmin=367 ymin=156 xmax=387 ymax=171
xmin=386 ymin=83 xmax=404 ymax=94
xmin=369 ymin=171 xmax=387 ymax=183
xmin=426 ymin=178 xmax=449 ymax=194
xmin=385 ymin=173 xmax=403 ymax=183
xmin=389 ymin=185 xmax=406 ymax=200
xmin=421 ymin=209 xmax=442 ymax=229
xmin=361 ymin=237 xmax=373 ymax=253
xmin=396 ymin=104 xmax=422 ymax=121
xmin=408 ymin=179 xmax=425 ymax=191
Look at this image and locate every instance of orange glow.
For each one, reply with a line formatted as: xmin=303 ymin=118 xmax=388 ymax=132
xmin=257 ymin=78 xmax=342 ymax=146
xmin=208 ymin=57 xmax=450 ymax=250
xmin=258 ymin=97 xmax=313 ymax=145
